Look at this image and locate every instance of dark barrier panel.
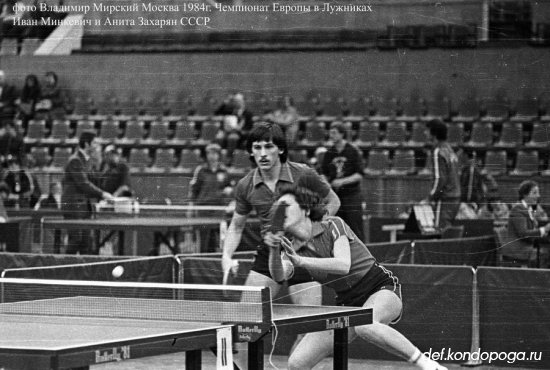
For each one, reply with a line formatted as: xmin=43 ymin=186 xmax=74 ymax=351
xmin=477 ymin=267 xmax=550 ymax=368
xmin=367 ymin=240 xmax=412 ymax=264
xmin=413 ymin=236 xmax=497 ymax=267
xmin=0 ymin=252 xmax=129 ymax=272
xmin=347 ymin=264 xmax=474 ymax=362
xmin=2 ymin=256 xmax=174 ymax=284
xmin=453 ymin=219 xmax=495 ymax=238
xmin=180 ymin=257 xmax=254 ymax=287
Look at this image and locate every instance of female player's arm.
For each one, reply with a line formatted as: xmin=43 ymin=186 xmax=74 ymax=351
xmin=268 ymin=242 xmax=293 ymax=283
xmin=287 ymin=235 xmax=351 ymax=275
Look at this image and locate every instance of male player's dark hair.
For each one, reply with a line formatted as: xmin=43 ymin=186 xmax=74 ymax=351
xmin=78 ymin=130 xmax=96 ymax=149
xmin=246 ymin=122 xmax=288 ymax=163
xmin=428 ymin=119 xmax=447 ymax=141
xmin=278 ymin=184 xmax=326 ymax=221
xmin=518 ymin=180 xmax=539 ymax=201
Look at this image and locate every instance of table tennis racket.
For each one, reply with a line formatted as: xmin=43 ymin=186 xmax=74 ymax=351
xmin=270 ymin=202 xmax=288 ymax=233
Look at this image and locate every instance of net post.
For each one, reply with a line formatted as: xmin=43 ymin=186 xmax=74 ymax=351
xmin=463 ymin=267 xmax=482 ymax=367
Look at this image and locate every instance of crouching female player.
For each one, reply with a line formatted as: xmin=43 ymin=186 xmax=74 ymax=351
xmin=267 ymin=185 xmax=447 ymax=370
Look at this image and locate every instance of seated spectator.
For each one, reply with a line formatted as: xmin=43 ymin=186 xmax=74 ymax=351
xmin=0 ymin=70 xmax=17 ymax=126
xmin=16 ymin=74 xmax=41 ymax=124
xmin=35 ymin=181 xmax=62 ymax=210
xmin=35 ymin=71 xmax=65 ymax=121
xmin=267 ymin=95 xmax=299 ymax=147
xmin=216 ymin=93 xmax=254 ymax=151
xmin=0 ymin=122 xmax=25 ymax=168
xmin=2 ymin=156 xmax=35 ymax=208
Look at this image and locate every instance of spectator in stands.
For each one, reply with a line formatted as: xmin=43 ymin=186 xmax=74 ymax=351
xmin=0 ymin=0 xmax=25 ymax=41
xmin=476 ymin=181 xmax=509 ymax=222
xmin=0 ymin=181 xmax=8 ymax=219
xmin=222 ymin=123 xmax=340 ymax=365
xmin=216 ymin=92 xmax=254 ymax=151
xmin=35 ymin=180 xmax=61 ymax=210
xmin=0 ymin=122 xmax=25 ymax=169
xmin=16 ymin=74 xmax=41 ymax=124
xmin=267 ymin=185 xmax=448 ymax=370
xmin=62 ymin=130 xmax=114 ymax=254
xmin=189 ymin=143 xmax=231 ymax=252
xmin=321 ymin=121 xmax=365 ymax=241
xmin=267 ymin=95 xmax=299 ymax=147
xmin=503 ymin=180 xmax=550 ymax=268
xmin=35 ymin=71 xmax=65 ymax=122
xmin=0 ymin=70 xmax=17 ymax=126
xmin=2 ymin=155 xmax=35 ymax=208
xmin=422 ymin=119 xmax=461 ymax=230
xmin=99 ymin=144 xmax=132 ymax=198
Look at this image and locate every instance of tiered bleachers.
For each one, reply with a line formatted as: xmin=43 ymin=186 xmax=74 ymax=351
xmin=20 ymin=90 xmax=550 ymax=177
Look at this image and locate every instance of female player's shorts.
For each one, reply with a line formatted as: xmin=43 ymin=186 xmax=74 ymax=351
xmin=335 ymin=262 xmax=403 ymax=324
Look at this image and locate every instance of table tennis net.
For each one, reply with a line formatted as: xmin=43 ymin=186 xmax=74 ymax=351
xmin=0 ymin=278 xmax=271 ymax=324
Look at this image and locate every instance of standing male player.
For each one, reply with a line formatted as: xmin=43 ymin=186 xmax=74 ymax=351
xmin=222 ymin=122 xmax=340 ymax=301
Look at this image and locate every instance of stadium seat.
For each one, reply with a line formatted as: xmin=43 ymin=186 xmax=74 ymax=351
xmin=198 ymin=121 xmax=220 ymax=143
xmin=465 ymin=122 xmax=493 ymax=148
xmin=511 ymin=97 xmax=540 ymax=122
xmin=68 ymin=120 xmax=95 ymax=144
xmin=0 ymin=38 xmax=18 ymax=56
xmin=424 ymin=97 xmax=451 ymax=120
xmin=348 ymin=96 xmax=372 ymax=117
xmin=136 ymin=114 xmax=158 ymax=126
xmin=482 ymin=150 xmax=508 ymax=176
xmin=42 ymin=120 xmax=70 ymax=144
xmin=143 ymin=121 xmax=168 ymax=145
xmin=447 ymin=122 xmax=465 ymax=147
xmin=386 ymin=149 xmax=416 ymax=175
xmin=147 ymin=148 xmax=176 ymax=172
xmin=407 ymin=122 xmax=428 ymax=147
xmin=47 ymin=147 xmax=72 ymax=171
xmin=525 ymin=122 xmax=549 ymax=148
xmin=397 ymin=97 xmax=424 ymax=121
xmin=30 ymin=147 xmax=51 ymax=168
xmin=229 ymin=149 xmax=252 ymax=174
xmin=169 ymin=121 xmax=196 ymax=145
xmin=172 ymin=149 xmax=202 ymax=174
xmin=371 ymin=96 xmax=398 ymax=121
xmin=128 ymin=148 xmax=151 ymax=172
xmin=301 ymin=121 xmax=327 ymax=146
xmin=481 ymin=96 xmax=511 ymax=122
xmin=364 ymin=149 xmax=390 ymax=175
xmin=97 ymin=120 xmax=120 ymax=144
xmin=509 ymin=150 xmax=539 ymax=176
xmin=380 ymin=122 xmax=406 ymax=147
xmin=118 ymin=121 xmax=144 ymax=144
xmin=453 ymin=96 xmax=481 ymax=122
xmin=495 ymin=122 xmax=523 ymax=148
xmin=354 ymin=121 xmax=379 ymax=148
xmin=24 ymin=120 xmax=46 ymax=144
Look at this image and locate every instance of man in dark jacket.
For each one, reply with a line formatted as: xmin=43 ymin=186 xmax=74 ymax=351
xmin=62 ymin=130 xmax=113 ymax=254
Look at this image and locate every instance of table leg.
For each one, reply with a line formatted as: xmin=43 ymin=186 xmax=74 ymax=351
xmin=118 ymin=230 xmax=125 ymax=255
xmin=333 ymin=328 xmax=348 ymax=370
xmin=186 ymin=349 xmax=202 ymax=369
xmin=248 ymin=339 xmax=264 ymax=370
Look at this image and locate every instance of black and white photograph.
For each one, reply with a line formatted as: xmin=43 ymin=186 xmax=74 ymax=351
xmin=0 ymin=0 xmax=549 ymax=369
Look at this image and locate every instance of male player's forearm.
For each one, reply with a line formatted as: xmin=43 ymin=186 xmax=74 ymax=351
xmin=222 ymin=226 xmax=243 ymax=260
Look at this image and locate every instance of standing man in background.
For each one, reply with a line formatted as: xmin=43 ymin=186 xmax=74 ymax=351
xmin=321 ymin=121 xmax=365 ymax=241
xmin=99 ymin=144 xmax=132 ymax=198
xmin=424 ymin=119 xmax=461 ymax=230
xmin=62 ymin=131 xmax=114 ymax=254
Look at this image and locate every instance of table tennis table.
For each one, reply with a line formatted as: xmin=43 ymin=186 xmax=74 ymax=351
xmin=0 ymin=278 xmax=373 ymax=370
xmin=41 ymin=216 xmax=224 ymax=255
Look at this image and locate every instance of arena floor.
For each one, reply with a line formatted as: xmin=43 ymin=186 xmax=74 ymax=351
xmin=91 ymin=352 xmax=533 ymax=370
